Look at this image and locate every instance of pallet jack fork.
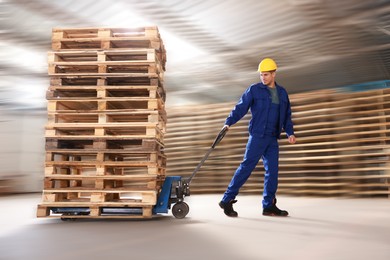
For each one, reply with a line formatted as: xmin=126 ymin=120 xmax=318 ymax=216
xmin=54 ymin=126 xmax=228 ymax=220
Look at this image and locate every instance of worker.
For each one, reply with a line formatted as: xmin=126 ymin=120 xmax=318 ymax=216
xmin=219 ymin=58 xmax=296 ymax=217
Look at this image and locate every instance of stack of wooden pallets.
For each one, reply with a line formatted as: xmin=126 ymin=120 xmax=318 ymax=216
xmin=37 ymin=27 xmax=167 ymax=218
xmin=165 ymin=87 xmax=390 ymax=197
xmin=280 ymin=87 xmax=390 ymax=197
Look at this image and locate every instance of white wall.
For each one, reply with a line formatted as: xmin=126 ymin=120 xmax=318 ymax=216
xmin=0 ymin=110 xmax=46 ymax=193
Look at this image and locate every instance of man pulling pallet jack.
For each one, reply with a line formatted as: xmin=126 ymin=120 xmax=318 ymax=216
xmin=218 ymin=58 xmax=296 ymax=217
xmin=53 ymin=58 xmax=296 ymax=220
xmin=163 ymin=58 xmax=297 ymax=219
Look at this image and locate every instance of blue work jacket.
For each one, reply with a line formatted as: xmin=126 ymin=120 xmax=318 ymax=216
xmin=225 ymin=82 xmax=294 ymax=138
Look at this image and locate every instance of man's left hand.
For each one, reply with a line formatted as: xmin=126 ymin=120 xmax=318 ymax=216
xmin=288 ymin=135 xmax=296 ymax=144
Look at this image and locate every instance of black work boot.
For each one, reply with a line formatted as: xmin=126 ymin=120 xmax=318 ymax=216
xmin=219 ymin=200 xmax=238 ymax=217
xmin=262 ymin=198 xmax=288 ymax=217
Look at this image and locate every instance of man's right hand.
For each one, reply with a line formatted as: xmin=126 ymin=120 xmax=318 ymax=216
xmin=223 ymin=125 xmax=230 ymax=131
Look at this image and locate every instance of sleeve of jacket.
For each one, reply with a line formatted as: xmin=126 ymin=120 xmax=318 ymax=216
xmin=224 ymin=86 xmax=253 ymax=126
xmin=284 ymin=94 xmax=295 ymax=137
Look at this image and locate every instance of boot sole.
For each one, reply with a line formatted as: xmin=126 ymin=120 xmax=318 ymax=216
xmin=262 ymin=212 xmax=289 ymax=217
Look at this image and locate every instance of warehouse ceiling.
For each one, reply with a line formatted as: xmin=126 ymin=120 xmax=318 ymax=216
xmin=1 ymin=0 xmax=389 ymax=109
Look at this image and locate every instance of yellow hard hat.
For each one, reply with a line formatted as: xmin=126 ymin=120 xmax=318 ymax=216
xmin=258 ymin=58 xmax=277 ymax=72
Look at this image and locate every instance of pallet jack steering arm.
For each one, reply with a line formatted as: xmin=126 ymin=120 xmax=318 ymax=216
xmin=186 ymin=125 xmax=229 ymax=185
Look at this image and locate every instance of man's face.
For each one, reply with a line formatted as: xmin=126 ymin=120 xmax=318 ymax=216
xmin=260 ymin=71 xmax=276 ymax=86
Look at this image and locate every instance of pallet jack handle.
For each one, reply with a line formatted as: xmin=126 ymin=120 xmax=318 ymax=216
xmin=186 ymin=125 xmax=229 ymax=184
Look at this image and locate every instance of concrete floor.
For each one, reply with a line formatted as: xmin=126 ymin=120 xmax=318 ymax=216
xmin=0 ymin=194 xmax=389 ymax=260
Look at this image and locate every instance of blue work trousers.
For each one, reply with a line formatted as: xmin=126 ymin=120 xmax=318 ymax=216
xmin=222 ymin=134 xmax=279 ymax=209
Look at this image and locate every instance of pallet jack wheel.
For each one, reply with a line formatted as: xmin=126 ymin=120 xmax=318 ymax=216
xmin=172 ymin=202 xmax=189 ymax=219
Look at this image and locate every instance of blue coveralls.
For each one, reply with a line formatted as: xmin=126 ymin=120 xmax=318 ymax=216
xmin=221 ymin=82 xmax=294 ymax=209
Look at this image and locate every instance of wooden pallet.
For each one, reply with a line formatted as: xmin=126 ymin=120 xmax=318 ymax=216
xmin=52 ymin=27 xmax=162 ymax=39
xmin=46 ymin=147 xmax=165 ymax=158
xmin=41 ymin=186 xmax=158 ymax=200
xmin=45 ymin=137 xmax=164 ymax=151
xmin=37 ymin=203 xmax=154 ymax=218
xmin=45 ymin=154 xmax=166 ymax=170
xmin=47 ymin=111 xmax=166 ymax=127
xmin=44 ymin=163 xmax=166 ymax=176
xmin=48 ymin=63 xmax=163 ymax=77
xmin=45 ymin=123 xmax=165 ymax=140
xmin=49 ymin=49 xmax=161 ymax=62
xmin=43 ymin=174 xmax=163 ymax=187
xmin=47 ymin=97 xmax=164 ymax=112
xmin=43 ymin=180 xmax=162 ymax=194
xmin=48 ymin=49 xmax=165 ymax=70
xmin=47 ymin=85 xmax=166 ymax=101
xmin=46 ymin=151 xmax=165 ymax=166
xmin=50 ymin=75 xmax=163 ymax=87
xmin=51 ymin=27 xmax=166 ymax=60
xmin=51 ymin=36 xmax=163 ymax=50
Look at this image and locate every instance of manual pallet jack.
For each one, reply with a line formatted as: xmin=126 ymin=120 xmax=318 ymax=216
xmin=53 ymin=126 xmax=228 ymax=220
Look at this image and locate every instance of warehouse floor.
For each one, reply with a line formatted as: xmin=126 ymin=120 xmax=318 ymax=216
xmin=0 ymin=194 xmax=389 ymax=260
